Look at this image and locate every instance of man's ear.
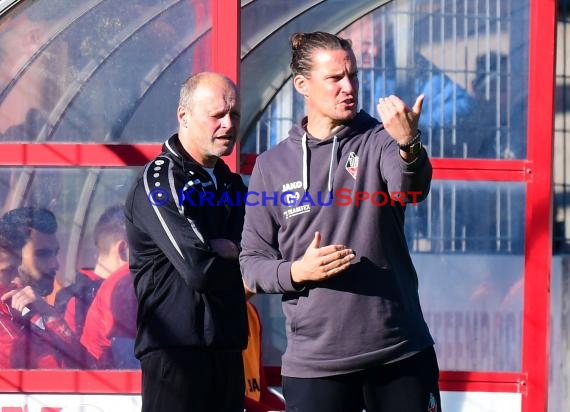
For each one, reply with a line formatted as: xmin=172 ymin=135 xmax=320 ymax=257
xmin=177 ymin=105 xmax=188 ymax=127
xmin=293 ymin=74 xmax=309 ymax=97
xmin=117 ymin=239 xmax=129 ymax=263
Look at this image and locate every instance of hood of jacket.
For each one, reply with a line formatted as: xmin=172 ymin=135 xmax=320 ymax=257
xmin=286 ymin=110 xmax=379 ymax=192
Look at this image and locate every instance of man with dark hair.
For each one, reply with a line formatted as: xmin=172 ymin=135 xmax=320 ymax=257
xmin=2 ymin=206 xmax=60 ymax=297
xmin=0 ymin=210 xmax=81 ymax=368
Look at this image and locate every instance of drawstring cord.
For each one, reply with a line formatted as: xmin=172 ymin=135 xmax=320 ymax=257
xmin=302 ymin=133 xmax=339 ymax=202
xmin=302 ymin=133 xmax=309 ymax=191
xmin=328 ymin=135 xmax=338 ymax=193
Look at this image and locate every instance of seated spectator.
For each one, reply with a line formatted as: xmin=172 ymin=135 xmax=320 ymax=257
xmin=243 ymin=297 xmax=285 ymax=412
xmin=0 ymin=212 xmax=85 ymax=368
xmin=55 ymin=204 xmax=128 ymax=336
xmin=0 ymin=219 xmax=26 ymax=368
xmin=80 ymin=262 xmax=137 ymax=369
xmin=2 ymin=207 xmax=60 ymax=298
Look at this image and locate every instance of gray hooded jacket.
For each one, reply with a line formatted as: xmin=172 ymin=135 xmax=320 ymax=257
xmin=240 ymin=110 xmax=434 ymax=378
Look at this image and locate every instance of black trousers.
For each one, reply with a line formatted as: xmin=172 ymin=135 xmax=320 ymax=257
xmin=282 ymin=347 xmax=441 ymax=412
xmin=140 ymin=347 xmax=245 ymax=412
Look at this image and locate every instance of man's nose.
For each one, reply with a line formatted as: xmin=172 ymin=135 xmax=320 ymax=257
xmin=340 ymin=76 xmax=356 ymax=93
xmin=50 ymin=254 xmax=60 ymax=271
xmin=222 ymin=114 xmax=239 ymax=130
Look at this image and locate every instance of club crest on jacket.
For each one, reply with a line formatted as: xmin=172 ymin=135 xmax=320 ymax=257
xmin=345 ymin=152 xmax=359 ymax=179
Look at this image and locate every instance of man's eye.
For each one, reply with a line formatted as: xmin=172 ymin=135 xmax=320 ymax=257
xmin=36 ymin=250 xmax=56 ymax=258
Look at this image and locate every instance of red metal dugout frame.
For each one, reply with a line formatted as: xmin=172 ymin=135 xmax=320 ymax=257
xmin=0 ymin=1 xmax=556 ymax=411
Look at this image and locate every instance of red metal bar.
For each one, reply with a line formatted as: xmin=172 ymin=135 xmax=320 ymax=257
xmin=0 ymin=369 xmax=527 ymax=395
xmin=438 ymin=371 xmax=527 ymax=394
xmin=431 ymin=159 xmax=531 ymax=181
xmin=0 ymin=3 xmax=555 ymax=409
xmin=211 ymin=0 xmax=240 ymax=173
xmin=0 ymin=145 xmax=534 ymax=183
xmin=241 ymin=153 xmax=532 ymax=182
xmin=522 ymin=0 xmax=557 ymax=411
xmin=0 ymin=144 xmax=161 ymax=167
xmin=0 ymin=370 xmax=140 ymax=394
xmin=265 ymin=367 xmax=526 ymax=394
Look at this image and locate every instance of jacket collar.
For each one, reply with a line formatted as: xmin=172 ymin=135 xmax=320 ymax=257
xmin=162 ymin=133 xmax=231 ymax=176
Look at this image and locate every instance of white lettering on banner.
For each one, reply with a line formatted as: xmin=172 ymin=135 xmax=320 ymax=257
xmin=424 ymin=310 xmax=522 ymax=371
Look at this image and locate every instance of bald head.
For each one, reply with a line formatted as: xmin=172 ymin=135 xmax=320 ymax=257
xmin=176 ymin=72 xmax=241 ymax=167
xmin=179 ymin=72 xmax=238 ymax=109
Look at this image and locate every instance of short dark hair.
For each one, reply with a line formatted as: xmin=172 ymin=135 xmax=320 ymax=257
xmin=0 ymin=217 xmax=27 ymax=255
xmin=290 ymin=31 xmax=353 ymax=78
xmin=93 ymin=205 xmax=126 ymax=254
xmin=2 ymin=207 xmax=58 ymax=240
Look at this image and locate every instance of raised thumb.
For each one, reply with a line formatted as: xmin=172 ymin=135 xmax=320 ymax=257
xmin=412 ymin=94 xmax=425 ymax=115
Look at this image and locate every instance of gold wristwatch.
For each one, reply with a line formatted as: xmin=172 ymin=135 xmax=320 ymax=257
xmin=398 ymin=130 xmax=422 ymax=155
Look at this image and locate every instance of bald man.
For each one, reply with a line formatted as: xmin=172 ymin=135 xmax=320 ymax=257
xmin=125 ymin=72 xmax=248 ymax=412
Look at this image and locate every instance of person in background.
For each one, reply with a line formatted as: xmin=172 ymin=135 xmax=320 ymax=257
xmin=470 ymin=52 xmax=510 ymax=159
xmin=0 ymin=218 xmax=27 ymax=368
xmin=80 ymin=205 xmax=136 ymax=369
xmin=0 ymin=210 xmax=85 ymax=368
xmin=80 ymin=262 xmax=136 ymax=369
xmin=0 ymin=5 xmax=71 ymax=141
xmin=2 ymin=207 xmax=60 ymax=299
xmin=240 ymin=31 xmax=441 ymax=412
xmin=56 ymin=204 xmax=129 ymax=337
xmin=125 ymin=72 xmax=248 ymax=412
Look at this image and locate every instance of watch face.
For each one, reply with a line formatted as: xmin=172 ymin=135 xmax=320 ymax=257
xmin=398 ymin=131 xmax=421 ymax=153
xmin=409 ymin=141 xmax=422 ymax=155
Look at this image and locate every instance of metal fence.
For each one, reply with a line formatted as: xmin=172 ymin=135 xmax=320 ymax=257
xmin=554 ymin=1 xmax=570 ymax=253
xmin=243 ymin=0 xmax=530 ymax=254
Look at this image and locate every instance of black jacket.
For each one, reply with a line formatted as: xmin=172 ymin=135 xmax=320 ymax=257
xmin=125 ymin=134 xmax=248 ymax=359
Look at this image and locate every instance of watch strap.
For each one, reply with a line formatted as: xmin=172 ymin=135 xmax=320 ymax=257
xmin=398 ymin=130 xmax=422 ymax=154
